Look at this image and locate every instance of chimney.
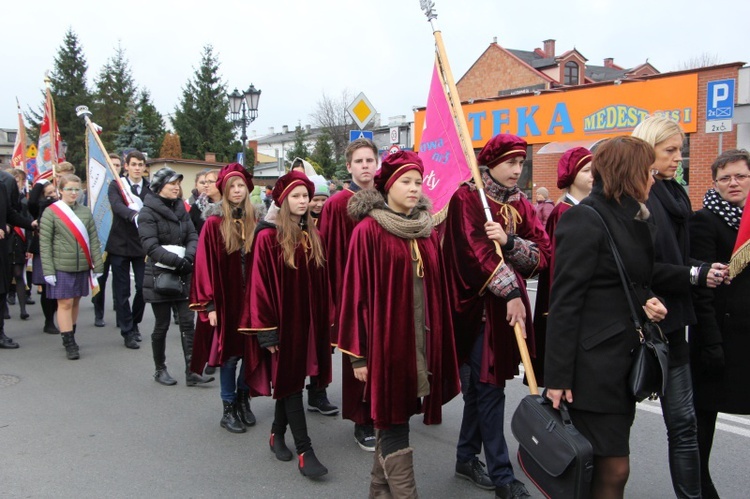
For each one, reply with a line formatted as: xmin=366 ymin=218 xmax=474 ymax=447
xmin=248 ymin=140 xmax=258 ymax=165
xmin=543 ymin=39 xmax=556 ymax=58
xmin=604 ymin=57 xmax=614 ymax=68
xmin=282 ymin=125 xmax=289 ymax=134
xmin=492 ymin=36 xmax=497 ymax=44
xmin=268 ymin=127 xmax=275 ymax=135
xmin=204 ymin=152 xmax=216 ymax=163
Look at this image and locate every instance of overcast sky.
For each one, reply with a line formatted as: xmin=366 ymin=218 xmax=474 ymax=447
xmin=3 ymin=0 xmax=748 ymax=141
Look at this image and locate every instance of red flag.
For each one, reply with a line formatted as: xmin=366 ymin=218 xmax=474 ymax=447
xmin=37 ymin=82 xmax=62 ymax=181
xmin=730 ymin=206 xmax=750 ymax=278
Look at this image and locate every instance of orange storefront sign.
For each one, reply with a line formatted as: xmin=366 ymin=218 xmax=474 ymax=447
xmin=414 ymin=73 xmax=698 ymax=148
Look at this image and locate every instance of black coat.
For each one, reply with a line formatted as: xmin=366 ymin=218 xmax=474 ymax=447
xmin=138 ymin=192 xmax=198 ymax=303
xmin=545 ymin=186 xmax=657 ymax=414
xmin=0 ymin=171 xmax=33 ymax=294
xmin=106 ymin=177 xmax=149 ymax=258
xmin=689 ymin=208 xmax=750 ymax=414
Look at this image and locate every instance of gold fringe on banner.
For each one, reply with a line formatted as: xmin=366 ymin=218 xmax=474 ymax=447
xmin=729 ymin=241 xmax=750 ymax=279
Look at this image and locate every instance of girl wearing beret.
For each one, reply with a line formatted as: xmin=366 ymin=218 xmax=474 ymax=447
xmin=338 ymin=151 xmax=460 ymax=497
xmin=442 ymin=133 xmax=551 ymax=499
xmin=239 ymin=171 xmax=332 ymax=479
xmin=190 ymin=164 xmax=258 ymax=433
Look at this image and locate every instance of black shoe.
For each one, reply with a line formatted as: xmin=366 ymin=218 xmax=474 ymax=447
xmin=154 ymin=368 xmax=177 ymax=386
xmin=204 ymin=365 xmax=216 ymax=375
xmin=298 ymin=449 xmax=328 ymax=478
xmin=20 ymin=312 xmax=30 ymax=320
xmin=354 ymin=424 xmax=376 ymax=452
xmin=94 ymin=317 xmax=105 ymax=327
xmin=124 ymin=332 xmax=140 ymax=349
xmin=133 ymin=326 xmax=142 ymax=342
xmin=0 ymin=333 xmax=19 ymax=349
xmin=495 ymin=479 xmax=531 ymax=499
xmin=61 ymin=333 xmax=79 ymax=360
xmin=220 ymin=401 xmax=246 ymax=433
xmin=269 ymin=433 xmax=293 ymax=461
xmin=7 ymin=294 xmax=15 ymax=305
xmin=456 ymin=458 xmax=494 ymax=490
xmin=307 ymin=389 xmax=339 ymax=416
xmin=186 ymin=372 xmax=215 ymax=386
xmin=236 ymin=389 xmax=256 ymax=426
xmin=25 ymin=298 xmax=35 ymax=305
xmin=43 ymin=322 xmax=60 ymax=335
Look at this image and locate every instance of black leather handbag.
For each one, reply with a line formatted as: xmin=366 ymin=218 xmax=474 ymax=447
xmin=584 ymin=205 xmax=669 ymax=402
xmin=154 ymin=272 xmax=184 ymax=296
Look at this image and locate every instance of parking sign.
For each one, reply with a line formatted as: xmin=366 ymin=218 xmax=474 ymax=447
xmin=706 ymin=79 xmax=735 ymax=120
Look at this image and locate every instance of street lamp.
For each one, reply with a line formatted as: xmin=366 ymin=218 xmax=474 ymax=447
xmin=229 ymin=84 xmax=261 ymax=172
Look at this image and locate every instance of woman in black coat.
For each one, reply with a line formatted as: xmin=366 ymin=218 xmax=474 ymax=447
xmin=138 ymin=167 xmax=213 ymax=387
xmin=632 ymin=116 xmax=728 ymax=499
xmin=688 ymin=149 xmax=750 ymax=499
xmin=546 ymin=136 xmax=667 ymax=499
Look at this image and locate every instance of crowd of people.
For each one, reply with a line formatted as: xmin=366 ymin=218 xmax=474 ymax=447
xmin=1 ymin=120 xmax=748 ymax=498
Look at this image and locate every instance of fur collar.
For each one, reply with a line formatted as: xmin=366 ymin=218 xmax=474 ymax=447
xmin=202 ymin=202 xmax=222 ymax=220
xmin=347 ymin=189 xmax=432 ymax=221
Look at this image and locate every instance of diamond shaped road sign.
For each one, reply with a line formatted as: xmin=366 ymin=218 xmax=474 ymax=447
xmin=347 ymin=92 xmax=376 ymax=129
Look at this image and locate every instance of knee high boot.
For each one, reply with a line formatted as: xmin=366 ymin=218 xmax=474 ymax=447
xmin=41 ymin=287 xmax=59 ymax=334
xmin=181 ymin=329 xmax=214 ymax=386
xmin=370 ymin=432 xmax=393 ymax=498
xmin=382 ymin=448 xmax=418 ymax=499
xmin=152 ymin=336 xmax=176 ymax=385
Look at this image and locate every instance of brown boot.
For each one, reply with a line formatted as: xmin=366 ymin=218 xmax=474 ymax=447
xmin=369 ymin=432 xmax=392 ymax=498
xmin=382 ymin=447 xmax=418 ymax=499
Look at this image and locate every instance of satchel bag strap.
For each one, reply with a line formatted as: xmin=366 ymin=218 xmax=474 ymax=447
xmin=581 ymin=205 xmax=645 ymax=331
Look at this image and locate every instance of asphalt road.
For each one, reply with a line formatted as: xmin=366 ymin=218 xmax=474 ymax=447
xmin=1 ymin=284 xmax=748 ymax=498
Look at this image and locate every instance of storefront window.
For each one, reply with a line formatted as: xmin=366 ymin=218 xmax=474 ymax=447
xmin=520 ymin=145 xmax=534 ymax=198
xmin=676 ymin=134 xmax=690 ymax=188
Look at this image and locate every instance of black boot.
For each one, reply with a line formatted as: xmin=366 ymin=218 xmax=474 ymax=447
xmin=61 ymin=332 xmax=79 ymax=360
xmin=306 ymin=382 xmax=339 ymax=416
xmin=220 ymin=401 xmax=246 ymax=433
xmin=41 ymin=290 xmax=59 ymax=334
xmin=269 ymin=433 xmax=293 ymax=461
xmin=152 ymin=337 xmax=175 ymax=385
xmin=182 ymin=329 xmax=215 ymax=386
xmin=298 ymin=449 xmax=328 ymax=478
xmin=154 ymin=367 xmax=177 ymax=385
xmin=236 ymin=389 xmax=257 ymax=426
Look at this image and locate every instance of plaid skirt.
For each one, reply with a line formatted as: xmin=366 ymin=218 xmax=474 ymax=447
xmin=47 ymin=270 xmax=90 ymax=300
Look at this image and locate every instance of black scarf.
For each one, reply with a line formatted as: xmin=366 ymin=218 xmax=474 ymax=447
xmin=647 ymin=179 xmax=692 ymax=264
xmin=703 ymin=188 xmax=743 ymax=230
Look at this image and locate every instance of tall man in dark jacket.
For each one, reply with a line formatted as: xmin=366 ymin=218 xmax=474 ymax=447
xmin=107 ymin=151 xmax=149 ymax=349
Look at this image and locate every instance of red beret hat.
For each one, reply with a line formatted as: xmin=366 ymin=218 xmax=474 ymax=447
xmin=216 ymin=163 xmax=254 ymax=196
xmin=374 ymin=150 xmax=424 ymax=192
xmin=477 ymin=133 xmax=527 ymax=168
xmin=557 ymin=147 xmax=592 ymax=189
xmin=273 ymin=170 xmax=314 ymax=207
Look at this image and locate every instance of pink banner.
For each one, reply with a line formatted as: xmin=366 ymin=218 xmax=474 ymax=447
xmin=418 ymin=62 xmax=471 ymax=217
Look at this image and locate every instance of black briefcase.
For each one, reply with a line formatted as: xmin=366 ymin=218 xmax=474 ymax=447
xmin=511 ymin=395 xmax=594 ymax=499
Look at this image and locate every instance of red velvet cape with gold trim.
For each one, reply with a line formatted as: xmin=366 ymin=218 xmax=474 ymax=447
xmin=338 ymin=217 xmax=459 ymax=428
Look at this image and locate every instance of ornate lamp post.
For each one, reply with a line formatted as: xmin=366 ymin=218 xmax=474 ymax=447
xmin=228 ymin=84 xmax=261 ymax=172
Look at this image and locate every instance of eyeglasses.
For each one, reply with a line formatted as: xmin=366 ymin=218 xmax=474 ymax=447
xmin=205 ymin=180 xmax=217 ymax=184
xmin=715 ymin=174 xmax=750 ymax=185
xmin=62 ymin=188 xmax=81 ymax=192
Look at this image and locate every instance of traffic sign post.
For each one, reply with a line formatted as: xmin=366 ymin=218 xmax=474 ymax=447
xmin=388 ymin=144 xmax=400 ymax=155
xmin=390 ymin=127 xmax=399 ymax=144
xmin=705 ymin=78 xmax=736 ymax=153
xmin=349 ymin=130 xmax=374 ymax=142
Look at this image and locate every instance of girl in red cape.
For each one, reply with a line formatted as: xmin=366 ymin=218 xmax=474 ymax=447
xmin=338 ymin=150 xmax=460 ymax=497
xmin=190 ymin=163 xmax=257 ymax=434
xmin=239 ymin=171 xmax=332 ymax=479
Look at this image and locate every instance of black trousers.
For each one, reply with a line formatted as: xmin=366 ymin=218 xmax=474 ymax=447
xmin=110 ymin=254 xmax=145 ymax=336
xmin=150 ymin=300 xmax=194 ymax=372
xmin=272 ymin=392 xmax=312 ymax=455
xmin=92 ymin=258 xmax=110 ymax=320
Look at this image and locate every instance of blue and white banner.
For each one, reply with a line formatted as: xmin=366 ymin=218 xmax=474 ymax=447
xmin=86 ymin=127 xmax=114 ymax=254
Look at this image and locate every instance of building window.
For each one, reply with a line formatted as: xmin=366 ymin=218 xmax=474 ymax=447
xmin=677 ymin=134 xmax=690 ymax=189
xmin=7 ymin=132 xmax=17 ymax=143
xmin=564 ymin=62 xmax=579 ymax=85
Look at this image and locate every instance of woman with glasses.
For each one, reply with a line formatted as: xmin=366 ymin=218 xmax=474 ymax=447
xmin=632 ymin=116 xmax=728 ymax=498
xmin=689 ymin=149 xmax=750 ymax=499
xmin=40 ymin=174 xmax=104 ymax=360
xmin=190 ymin=169 xmax=221 ymax=234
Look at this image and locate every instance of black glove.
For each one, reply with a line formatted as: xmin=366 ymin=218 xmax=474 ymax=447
xmin=257 ymin=329 xmax=279 ymax=349
xmin=177 ymin=257 xmax=193 ymax=276
xmin=699 ymin=343 xmax=725 ymax=380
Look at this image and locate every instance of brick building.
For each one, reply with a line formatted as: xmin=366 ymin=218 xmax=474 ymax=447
xmin=416 ymin=39 xmax=745 ymax=210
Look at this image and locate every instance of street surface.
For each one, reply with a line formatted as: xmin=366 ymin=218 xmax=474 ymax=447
xmin=1 ymin=283 xmax=748 ymax=498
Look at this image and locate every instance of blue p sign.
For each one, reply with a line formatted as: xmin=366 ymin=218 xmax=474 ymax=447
xmin=706 ymin=79 xmax=735 ymax=120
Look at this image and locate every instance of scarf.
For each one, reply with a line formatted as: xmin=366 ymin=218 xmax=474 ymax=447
xmin=703 ymin=188 xmax=743 ymax=230
xmin=368 ymin=207 xmax=434 ymax=240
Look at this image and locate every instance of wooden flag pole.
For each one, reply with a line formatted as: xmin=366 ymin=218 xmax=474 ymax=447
xmin=419 ymin=0 xmax=538 ymax=395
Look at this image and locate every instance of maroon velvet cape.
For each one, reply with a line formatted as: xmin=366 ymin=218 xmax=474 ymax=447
xmin=531 ymin=199 xmax=572 ymax=385
xmin=442 ymin=184 xmax=551 ymax=386
xmin=239 ymin=226 xmax=333 ymax=399
xmin=189 ymin=215 xmax=251 ymax=372
xmin=338 ymin=218 xmax=460 ymax=428
xmin=318 ymin=188 xmax=371 ymax=423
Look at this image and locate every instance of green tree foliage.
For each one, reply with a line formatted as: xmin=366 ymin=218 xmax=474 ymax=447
xmin=93 ymin=44 xmax=137 ymax=152
xmin=311 ymin=132 xmax=336 ymax=179
xmin=159 ymin=133 xmax=182 ymax=159
xmin=114 ymin=109 xmax=152 ymax=155
xmin=131 ymin=89 xmax=166 ymax=157
xmin=286 ymin=124 xmax=309 ymax=165
xmin=171 ymin=45 xmax=234 ymax=162
xmin=27 ymin=28 xmax=92 ymax=177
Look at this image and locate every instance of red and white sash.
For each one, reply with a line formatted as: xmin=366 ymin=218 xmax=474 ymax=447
xmin=48 ymin=200 xmax=97 ymax=289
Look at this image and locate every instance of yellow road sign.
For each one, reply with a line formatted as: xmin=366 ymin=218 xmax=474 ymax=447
xmin=347 ymin=92 xmax=376 ymax=129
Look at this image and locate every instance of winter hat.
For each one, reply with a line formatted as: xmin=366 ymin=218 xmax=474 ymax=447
xmin=557 ymin=147 xmax=592 ymax=189
xmin=536 ymin=187 xmax=550 ymax=199
xmin=477 ymin=133 xmax=527 ymax=168
xmin=150 ymin=167 xmax=183 ymax=194
xmin=272 ymin=171 xmax=314 ymax=207
xmin=216 ymin=163 xmax=254 ymax=195
xmin=313 ymin=181 xmax=330 ymax=198
xmin=374 ymin=150 xmax=424 ymax=193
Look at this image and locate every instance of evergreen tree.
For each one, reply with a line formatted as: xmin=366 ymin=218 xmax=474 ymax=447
xmin=311 ymin=132 xmax=336 ymax=179
xmin=93 ymin=44 xmax=137 ymax=152
xmin=136 ymin=89 xmax=166 ymax=157
xmin=159 ymin=133 xmax=182 ymax=159
xmin=171 ymin=45 xmax=234 ymax=162
xmin=114 ymin=108 xmax=152 ymax=155
xmin=286 ymin=124 xmax=310 ymax=166
xmin=27 ymin=28 xmax=92 ymax=176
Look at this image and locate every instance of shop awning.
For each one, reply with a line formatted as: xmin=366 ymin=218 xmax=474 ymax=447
xmin=537 ymin=138 xmax=607 ymax=154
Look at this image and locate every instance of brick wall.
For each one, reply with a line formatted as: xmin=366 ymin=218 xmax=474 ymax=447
xmin=530 ymin=145 xmax=564 ymax=200
xmin=457 ymin=44 xmax=548 ymax=101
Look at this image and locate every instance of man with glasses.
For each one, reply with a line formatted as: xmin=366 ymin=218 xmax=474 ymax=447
xmin=107 ymin=151 xmax=149 ymax=349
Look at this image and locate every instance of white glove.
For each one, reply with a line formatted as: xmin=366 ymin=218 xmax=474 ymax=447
xmin=94 ymin=273 xmax=103 ymax=280
xmin=127 ymin=202 xmax=141 ymax=213
xmin=133 ymin=215 xmax=139 ymax=229
xmin=45 ymin=275 xmax=57 ymax=286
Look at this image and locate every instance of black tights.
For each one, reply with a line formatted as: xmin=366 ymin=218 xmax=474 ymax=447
xmin=697 ymin=410 xmax=719 ymax=496
xmin=272 ymin=392 xmax=312 ymax=455
xmin=11 ymin=264 xmax=27 ymax=315
xmin=40 ymin=284 xmax=57 ymax=324
xmin=591 ymin=456 xmax=629 ymax=499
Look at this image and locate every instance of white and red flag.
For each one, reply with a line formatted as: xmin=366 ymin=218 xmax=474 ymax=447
xmin=36 ymin=82 xmax=63 ymax=182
